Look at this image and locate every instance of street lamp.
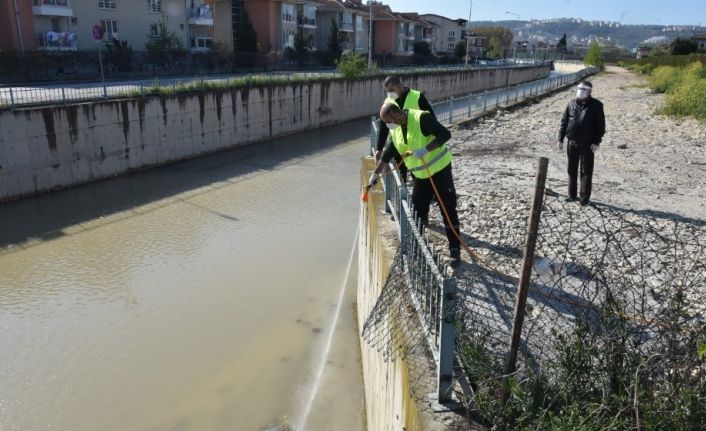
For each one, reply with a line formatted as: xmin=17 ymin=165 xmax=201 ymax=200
xmin=464 ymin=0 xmax=473 ymax=67
xmin=505 ymin=12 xmax=520 ymax=61
xmin=505 ymin=11 xmax=520 ymax=21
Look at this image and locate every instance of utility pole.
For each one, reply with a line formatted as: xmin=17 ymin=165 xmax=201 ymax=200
xmin=464 ymin=0 xmax=472 ymax=67
xmin=505 ymin=11 xmax=520 ymax=61
xmin=368 ymin=0 xmax=373 ymax=68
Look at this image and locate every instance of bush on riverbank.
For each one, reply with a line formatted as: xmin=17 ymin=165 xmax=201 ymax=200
xmin=623 ymin=60 xmax=706 ymax=120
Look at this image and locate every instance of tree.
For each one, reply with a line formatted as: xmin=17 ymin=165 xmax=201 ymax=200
xmin=670 ymin=37 xmax=698 ymax=55
xmin=105 ymin=39 xmax=133 ymax=72
xmin=454 ymin=42 xmax=466 ymax=61
xmin=486 ymin=35 xmax=505 ymax=59
xmin=471 ymin=26 xmax=513 ymax=58
xmin=328 ymin=18 xmax=343 ymax=59
xmin=584 ymin=40 xmax=605 ymax=70
xmin=292 ymin=32 xmax=307 ymax=69
xmin=144 ymin=22 xmax=186 ymax=70
xmin=557 ymin=33 xmax=567 ymax=53
xmin=413 ymin=41 xmax=431 ymax=56
xmin=235 ymin=7 xmax=258 ymax=52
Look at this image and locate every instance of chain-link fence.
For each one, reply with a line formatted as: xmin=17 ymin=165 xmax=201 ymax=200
xmin=363 ymin=64 xmax=706 ymax=427
xmin=456 ymin=187 xmax=706 ymax=429
xmin=362 ymin=68 xmax=599 ymax=405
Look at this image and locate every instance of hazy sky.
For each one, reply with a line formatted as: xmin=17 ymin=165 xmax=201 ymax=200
xmin=379 ymin=0 xmax=706 ymax=26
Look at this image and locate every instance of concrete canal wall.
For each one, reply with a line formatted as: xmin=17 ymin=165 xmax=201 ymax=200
xmin=357 ymin=157 xmax=463 ymax=431
xmin=0 ymin=65 xmax=549 ymax=202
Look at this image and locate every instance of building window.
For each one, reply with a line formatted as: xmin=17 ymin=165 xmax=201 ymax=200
xmin=448 ymin=30 xmax=455 ymax=37
xmin=146 ymin=0 xmax=160 ymax=13
xmin=99 ymin=0 xmax=116 ymax=9
xmin=355 ymin=15 xmax=363 ymax=31
xmin=100 ymin=19 xmax=118 ymax=40
xmin=355 ymin=34 xmax=363 ymax=49
xmin=191 ymin=37 xmax=213 ymax=49
xmin=282 ymin=3 xmax=294 ymax=22
xmin=447 ymin=41 xmax=455 ymax=50
xmin=282 ymin=28 xmax=295 ymax=48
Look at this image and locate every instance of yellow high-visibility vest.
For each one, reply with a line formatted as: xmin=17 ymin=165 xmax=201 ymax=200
xmin=390 ymin=109 xmax=452 ymax=179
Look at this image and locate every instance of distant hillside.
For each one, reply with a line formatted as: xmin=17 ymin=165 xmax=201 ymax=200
xmin=469 ymin=18 xmax=706 ymax=49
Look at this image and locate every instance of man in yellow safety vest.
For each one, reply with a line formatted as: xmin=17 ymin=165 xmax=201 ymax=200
xmin=375 ymin=76 xmax=437 ymax=181
xmin=368 ymin=103 xmax=461 ymax=262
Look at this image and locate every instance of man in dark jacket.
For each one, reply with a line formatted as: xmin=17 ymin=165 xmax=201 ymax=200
xmin=558 ymin=80 xmax=606 ymax=206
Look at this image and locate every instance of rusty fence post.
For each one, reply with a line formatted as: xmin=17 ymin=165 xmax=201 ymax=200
xmin=503 ymin=157 xmax=548 ymax=399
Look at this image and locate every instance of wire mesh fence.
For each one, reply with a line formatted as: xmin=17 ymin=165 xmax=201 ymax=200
xmin=361 ymin=149 xmax=457 ymax=401
xmin=362 ymin=68 xmax=597 ymax=405
xmin=456 ymin=189 xmax=706 ymax=429
xmin=362 ymin=65 xmax=705 ymax=427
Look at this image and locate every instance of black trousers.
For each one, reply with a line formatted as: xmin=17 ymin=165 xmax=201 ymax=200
xmin=412 ymin=164 xmax=461 ymax=250
xmin=392 ymin=151 xmax=409 ymax=182
xmin=567 ymin=143 xmax=594 ymax=200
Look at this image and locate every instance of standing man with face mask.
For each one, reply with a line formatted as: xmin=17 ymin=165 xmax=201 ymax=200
xmin=376 ymin=76 xmax=437 ymax=181
xmin=368 ymin=103 xmax=461 ymax=262
xmin=558 ymin=80 xmax=606 ymax=206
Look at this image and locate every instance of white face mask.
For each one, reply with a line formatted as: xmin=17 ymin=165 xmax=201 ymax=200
xmin=387 ymin=92 xmax=398 ymax=100
xmin=576 ymin=88 xmax=591 ymax=99
xmin=386 ymin=122 xmax=399 ymax=130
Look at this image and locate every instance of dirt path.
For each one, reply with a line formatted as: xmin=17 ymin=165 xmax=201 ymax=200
xmin=448 ymin=66 xmax=706 ymax=222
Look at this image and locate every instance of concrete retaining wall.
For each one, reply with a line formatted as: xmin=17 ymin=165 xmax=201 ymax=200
xmin=357 ymin=157 xmax=465 ymax=431
xmin=553 ymin=60 xmax=589 ymax=74
xmin=0 ymin=65 xmax=549 ymax=202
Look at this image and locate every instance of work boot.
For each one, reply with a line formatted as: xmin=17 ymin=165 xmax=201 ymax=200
xmin=580 ymin=198 xmax=591 ymax=206
xmin=450 ymin=247 xmax=461 ymax=260
xmin=565 ymin=196 xmax=578 ymax=203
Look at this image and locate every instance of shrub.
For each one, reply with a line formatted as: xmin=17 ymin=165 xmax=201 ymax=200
xmin=649 ymin=65 xmax=682 ymax=93
xmin=661 ymin=74 xmax=706 ymax=119
xmin=335 ymin=51 xmax=368 ymax=78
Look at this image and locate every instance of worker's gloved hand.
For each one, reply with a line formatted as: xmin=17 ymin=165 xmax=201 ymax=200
xmin=591 ymin=144 xmax=599 ymax=153
xmin=413 ymin=148 xmax=429 ymax=159
xmin=558 ymin=140 xmax=564 ymax=150
xmin=368 ymin=172 xmax=379 ymax=188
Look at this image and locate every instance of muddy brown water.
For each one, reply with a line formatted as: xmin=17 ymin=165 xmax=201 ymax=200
xmin=0 ymin=119 xmax=368 ymax=430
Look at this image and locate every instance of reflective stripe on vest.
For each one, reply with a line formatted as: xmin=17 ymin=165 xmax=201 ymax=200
xmin=392 ymin=109 xmax=452 ymax=179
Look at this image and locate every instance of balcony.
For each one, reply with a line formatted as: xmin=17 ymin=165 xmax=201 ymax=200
xmin=338 ymin=21 xmax=354 ymax=32
xmin=32 ymin=0 xmax=73 ymax=16
xmin=297 ymin=16 xmax=316 ymax=28
xmin=188 ymin=6 xmax=213 ymax=26
xmin=37 ymin=31 xmax=78 ymax=50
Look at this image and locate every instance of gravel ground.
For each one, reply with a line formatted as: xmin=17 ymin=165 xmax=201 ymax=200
xmin=448 ymin=65 xmax=706 ymax=221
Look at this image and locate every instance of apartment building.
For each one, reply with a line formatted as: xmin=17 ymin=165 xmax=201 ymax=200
xmin=312 ymin=0 xmax=369 ymax=53
xmin=398 ymin=12 xmax=437 ymax=54
xmin=369 ymin=2 xmax=397 ymax=55
xmin=1 ymin=0 xmax=473 ymax=60
xmin=0 ymin=0 xmax=38 ymax=50
xmin=420 ymin=13 xmax=466 ymax=55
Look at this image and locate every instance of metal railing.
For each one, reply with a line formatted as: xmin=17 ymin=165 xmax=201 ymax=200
xmin=370 ymin=119 xmax=457 ymax=402
xmin=0 ymin=62 xmax=554 ymax=110
xmin=32 ymin=0 xmax=69 ymax=6
xmin=367 ymin=66 xmax=596 ymax=402
xmin=297 ymin=16 xmax=316 ymax=26
xmin=36 ymin=32 xmax=78 ymax=51
xmin=431 ymin=67 xmax=598 ymax=124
